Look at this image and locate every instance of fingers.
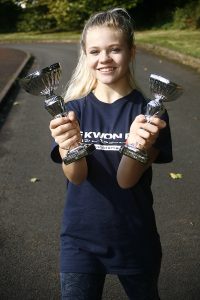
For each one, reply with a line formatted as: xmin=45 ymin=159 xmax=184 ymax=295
xmin=134 ymin=114 xmax=146 ymax=124
xmin=58 ymin=133 xmax=81 ymax=150
xmin=49 ymin=111 xmax=81 ymax=149
xmin=138 ymin=123 xmax=159 ymax=137
xmin=49 ymin=111 xmax=78 ymax=130
xmin=51 ymin=121 xmax=77 ymax=138
xmin=128 ymin=114 xmax=166 ymax=150
xmin=133 ymin=114 xmax=166 ymax=130
xmin=67 ymin=111 xmax=77 ymax=122
xmin=148 ymin=116 xmax=166 ymax=129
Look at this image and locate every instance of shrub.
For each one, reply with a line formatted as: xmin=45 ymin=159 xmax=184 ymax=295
xmin=173 ymin=1 xmax=200 ymax=29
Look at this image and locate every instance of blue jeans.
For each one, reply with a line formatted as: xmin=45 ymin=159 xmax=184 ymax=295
xmin=60 ymin=272 xmax=160 ymax=300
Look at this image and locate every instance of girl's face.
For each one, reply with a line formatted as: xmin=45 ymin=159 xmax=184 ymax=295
xmin=85 ymin=26 xmax=134 ymax=88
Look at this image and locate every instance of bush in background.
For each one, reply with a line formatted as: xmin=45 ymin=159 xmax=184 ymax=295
xmin=173 ymin=0 xmax=200 ymax=29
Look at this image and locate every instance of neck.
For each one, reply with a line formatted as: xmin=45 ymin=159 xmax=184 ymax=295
xmin=93 ymin=81 xmax=133 ymax=104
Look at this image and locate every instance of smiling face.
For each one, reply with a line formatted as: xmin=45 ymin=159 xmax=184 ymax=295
xmin=85 ymin=26 xmax=134 ymax=89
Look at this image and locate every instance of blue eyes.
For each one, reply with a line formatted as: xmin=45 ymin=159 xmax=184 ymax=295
xmin=90 ymin=50 xmax=99 ymax=55
xmin=89 ymin=48 xmax=121 ymax=55
xmin=111 ymin=48 xmax=120 ymax=53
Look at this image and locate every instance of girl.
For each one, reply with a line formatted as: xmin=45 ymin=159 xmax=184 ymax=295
xmin=50 ymin=8 xmax=172 ymax=300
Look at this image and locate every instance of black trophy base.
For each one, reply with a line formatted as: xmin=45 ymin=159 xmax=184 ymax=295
xmin=62 ymin=144 xmax=95 ymax=165
xmin=119 ymin=144 xmax=149 ymax=164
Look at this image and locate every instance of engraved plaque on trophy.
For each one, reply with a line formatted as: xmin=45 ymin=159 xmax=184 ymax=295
xmin=120 ymin=74 xmax=183 ymax=163
xmin=20 ymin=62 xmax=95 ymax=164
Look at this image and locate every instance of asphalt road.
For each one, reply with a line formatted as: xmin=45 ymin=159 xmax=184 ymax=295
xmin=0 ymin=43 xmax=199 ymax=300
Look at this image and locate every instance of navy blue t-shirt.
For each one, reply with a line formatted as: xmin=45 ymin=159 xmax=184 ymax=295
xmin=51 ymin=90 xmax=173 ymax=275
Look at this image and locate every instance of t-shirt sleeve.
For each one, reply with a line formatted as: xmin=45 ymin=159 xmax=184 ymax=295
xmin=153 ymin=110 xmax=173 ymax=164
xmin=51 ymin=141 xmax=62 ymax=163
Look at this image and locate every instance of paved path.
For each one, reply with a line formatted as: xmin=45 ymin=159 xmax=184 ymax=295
xmin=0 ymin=43 xmax=199 ymax=300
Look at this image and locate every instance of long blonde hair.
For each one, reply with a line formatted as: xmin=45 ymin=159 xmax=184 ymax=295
xmin=64 ymin=8 xmax=136 ymax=102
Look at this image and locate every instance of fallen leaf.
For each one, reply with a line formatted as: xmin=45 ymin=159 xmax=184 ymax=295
xmin=30 ymin=177 xmax=40 ymax=183
xmin=169 ymin=173 xmax=183 ymax=179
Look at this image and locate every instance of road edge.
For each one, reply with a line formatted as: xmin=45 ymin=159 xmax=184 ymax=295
xmin=0 ymin=51 xmax=31 ymax=104
xmin=137 ymin=43 xmax=200 ymax=73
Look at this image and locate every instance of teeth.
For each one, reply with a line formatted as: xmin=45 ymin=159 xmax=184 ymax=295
xmin=99 ymin=67 xmax=114 ymax=72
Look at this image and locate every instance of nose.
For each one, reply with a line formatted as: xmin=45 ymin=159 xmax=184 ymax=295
xmin=99 ymin=50 xmax=112 ymax=62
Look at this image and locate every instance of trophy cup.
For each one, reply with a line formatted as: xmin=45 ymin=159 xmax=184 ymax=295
xmin=120 ymin=74 xmax=183 ymax=164
xmin=20 ymin=62 xmax=95 ymax=164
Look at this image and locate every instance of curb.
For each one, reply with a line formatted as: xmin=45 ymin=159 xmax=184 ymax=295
xmin=0 ymin=51 xmax=31 ymax=104
xmin=137 ymin=43 xmax=200 ymax=73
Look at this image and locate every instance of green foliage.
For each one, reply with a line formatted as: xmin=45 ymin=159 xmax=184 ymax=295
xmin=17 ymin=3 xmax=56 ymax=32
xmin=1 ymin=0 xmax=199 ymax=33
xmin=173 ymin=0 xmax=200 ymax=29
xmin=15 ymin=0 xmax=141 ymax=32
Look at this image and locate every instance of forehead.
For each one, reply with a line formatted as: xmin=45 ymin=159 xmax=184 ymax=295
xmin=85 ymin=26 xmax=126 ymax=48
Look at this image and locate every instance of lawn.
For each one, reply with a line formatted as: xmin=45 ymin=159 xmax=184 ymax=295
xmin=135 ymin=29 xmax=200 ymax=59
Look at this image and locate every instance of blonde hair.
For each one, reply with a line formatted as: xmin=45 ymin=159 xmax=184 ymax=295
xmin=64 ymin=8 xmax=136 ymax=102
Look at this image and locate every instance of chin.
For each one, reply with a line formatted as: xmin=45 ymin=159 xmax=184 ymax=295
xmin=97 ymin=77 xmax=119 ymax=85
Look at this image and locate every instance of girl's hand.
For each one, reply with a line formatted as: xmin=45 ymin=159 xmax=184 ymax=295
xmin=127 ymin=114 xmax=166 ymax=150
xmin=49 ymin=111 xmax=82 ymax=150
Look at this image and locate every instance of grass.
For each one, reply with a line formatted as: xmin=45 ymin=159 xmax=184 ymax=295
xmin=0 ymin=29 xmax=200 ymax=59
xmin=135 ymin=29 xmax=200 ymax=59
xmin=0 ymin=31 xmax=81 ymax=42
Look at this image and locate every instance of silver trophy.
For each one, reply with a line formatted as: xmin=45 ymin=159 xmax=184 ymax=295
xmin=20 ymin=62 xmax=95 ymax=164
xmin=120 ymin=74 xmax=183 ymax=163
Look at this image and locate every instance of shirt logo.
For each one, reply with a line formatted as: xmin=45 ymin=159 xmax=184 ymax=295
xmin=81 ymin=131 xmax=129 ymax=151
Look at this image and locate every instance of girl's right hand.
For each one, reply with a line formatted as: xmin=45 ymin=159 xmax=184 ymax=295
xmin=49 ymin=111 xmax=82 ymax=150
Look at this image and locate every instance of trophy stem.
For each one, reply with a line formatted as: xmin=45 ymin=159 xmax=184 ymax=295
xmin=44 ymin=94 xmax=66 ymax=118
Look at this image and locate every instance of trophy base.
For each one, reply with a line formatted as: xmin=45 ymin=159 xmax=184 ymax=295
xmin=62 ymin=144 xmax=95 ymax=165
xmin=119 ymin=144 xmax=149 ymax=164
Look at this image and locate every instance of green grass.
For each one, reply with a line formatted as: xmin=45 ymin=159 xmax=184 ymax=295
xmin=0 ymin=29 xmax=200 ymax=59
xmin=135 ymin=29 xmax=200 ymax=59
xmin=0 ymin=31 xmax=80 ymax=42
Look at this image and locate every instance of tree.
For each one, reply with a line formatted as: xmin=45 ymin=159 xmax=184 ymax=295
xmin=129 ymin=0 xmax=198 ymax=29
xmin=4 ymin=0 xmax=198 ymax=32
xmin=15 ymin=0 xmax=142 ymax=32
xmin=173 ymin=0 xmax=200 ymax=29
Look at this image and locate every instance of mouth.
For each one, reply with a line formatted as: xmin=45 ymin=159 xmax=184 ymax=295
xmin=97 ymin=67 xmax=116 ymax=73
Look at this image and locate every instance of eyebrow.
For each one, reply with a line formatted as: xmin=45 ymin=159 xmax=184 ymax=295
xmin=87 ymin=43 xmax=122 ymax=49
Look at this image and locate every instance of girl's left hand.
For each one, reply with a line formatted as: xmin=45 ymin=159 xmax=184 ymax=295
xmin=127 ymin=114 xmax=166 ymax=150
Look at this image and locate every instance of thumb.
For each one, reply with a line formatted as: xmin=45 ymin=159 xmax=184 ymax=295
xmin=67 ymin=111 xmax=77 ymax=121
xmin=134 ymin=114 xmax=146 ymax=123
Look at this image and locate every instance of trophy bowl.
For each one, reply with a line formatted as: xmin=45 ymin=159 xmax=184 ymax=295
xmin=20 ymin=62 xmax=95 ymax=164
xmin=119 ymin=74 xmax=183 ymax=164
xmin=149 ymin=74 xmax=184 ymax=103
xmin=20 ymin=62 xmax=61 ymax=97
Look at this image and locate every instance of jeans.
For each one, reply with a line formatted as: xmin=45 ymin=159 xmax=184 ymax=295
xmin=60 ymin=272 xmax=160 ymax=300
